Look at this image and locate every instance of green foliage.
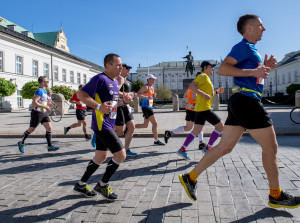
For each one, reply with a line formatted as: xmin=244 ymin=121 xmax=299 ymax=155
xmin=0 ymin=78 xmax=16 ymax=97
xmin=51 ymin=85 xmax=76 ymax=100
xmin=21 ymin=81 xmax=40 ymax=99
xmin=155 ymin=84 xmax=172 ymax=101
xmin=131 ymin=78 xmax=144 ymax=93
xmin=286 ymin=84 xmax=300 ymax=96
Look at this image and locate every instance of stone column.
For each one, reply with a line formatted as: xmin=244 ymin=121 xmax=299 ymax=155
xmin=133 ymin=97 xmax=139 ymax=113
xmin=173 ymin=94 xmax=179 ymax=111
xmin=296 ymin=90 xmax=300 ymax=106
xmin=213 ymin=94 xmax=220 ymax=111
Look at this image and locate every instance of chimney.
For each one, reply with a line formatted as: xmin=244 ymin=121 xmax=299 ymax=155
xmin=21 ymin=31 xmax=30 ymax=37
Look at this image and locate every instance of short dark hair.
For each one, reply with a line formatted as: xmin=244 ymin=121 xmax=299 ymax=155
xmin=104 ymin=53 xmax=120 ymax=68
xmin=78 ymin=84 xmax=84 ymax=89
xmin=237 ymin=14 xmax=260 ymax=35
xmin=38 ymin=76 xmax=47 ymax=84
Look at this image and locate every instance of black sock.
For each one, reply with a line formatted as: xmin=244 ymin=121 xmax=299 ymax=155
xmin=21 ymin=130 xmax=30 ymax=144
xmin=101 ymin=158 xmax=120 ymax=184
xmin=81 ymin=159 xmax=100 ymax=183
xmin=45 ymin=132 xmax=52 ymax=146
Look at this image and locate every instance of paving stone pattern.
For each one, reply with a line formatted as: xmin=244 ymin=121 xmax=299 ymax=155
xmin=0 ymin=136 xmax=300 ymax=222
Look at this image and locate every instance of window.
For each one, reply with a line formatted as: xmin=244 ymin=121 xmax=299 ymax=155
xmin=288 ymin=72 xmax=291 ymax=83
xmin=54 ymin=66 xmax=58 ymax=81
xmin=77 ymin=73 xmax=81 ymax=84
xmin=295 ymin=71 xmax=298 ymax=82
xmin=282 ymin=74 xmax=285 ymax=84
xmin=44 ymin=63 xmax=49 ymax=78
xmin=62 ymin=69 xmax=66 ymax=82
xmin=70 ymin=71 xmax=74 ymax=83
xmin=0 ymin=51 xmax=3 ymax=72
xmin=0 ymin=96 xmax=2 ymax=108
xmin=16 ymin=56 xmax=23 ymax=74
xmin=83 ymin=74 xmax=87 ymax=84
xmin=277 ymin=75 xmax=280 ymax=85
xmin=17 ymin=90 xmax=23 ymax=108
xmin=32 ymin=60 xmax=38 ymax=77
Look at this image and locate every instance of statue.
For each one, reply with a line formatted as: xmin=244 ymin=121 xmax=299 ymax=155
xmin=182 ymin=51 xmax=195 ymax=77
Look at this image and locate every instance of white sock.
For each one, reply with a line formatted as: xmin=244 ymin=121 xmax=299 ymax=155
xmin=171 ymin=126 xmax=185 ymax=134
xmin=154 ymin=139 xmax=158 ymax=142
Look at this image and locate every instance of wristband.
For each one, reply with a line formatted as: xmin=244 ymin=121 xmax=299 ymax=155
xmin=215 ymin=91 xmax=219 ymax=95
xmin=40 ymin=104 xmax=46 ymax=109
xmin=122 ymin=100 xmax=128 ymax=105
xmin=96 ymin=104 xmax=101 ymax=111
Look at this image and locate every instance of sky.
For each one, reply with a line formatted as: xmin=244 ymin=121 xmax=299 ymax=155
xmin=1 ymin=0 xmax=300 ymax=72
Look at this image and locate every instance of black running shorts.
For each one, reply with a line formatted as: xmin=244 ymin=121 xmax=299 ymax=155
xmin=76 ymin=109 xmax=86 ymax=121
xmin=185 ymin=110 xmax=196 ymax=122
xmin=30 ymin=109 xmax=50 ymax=128
xmin=115 ymin=106 xmax=134 ymax=126
xmin=142 ymin=107 xmax=154 ymax=119
xmin=225 ymin=93 xmax=273 ymax=129
xmin=194 ymin=109 xmax=221 ymax=126
xmin=94 ymin=130 xmax=124 ymax=153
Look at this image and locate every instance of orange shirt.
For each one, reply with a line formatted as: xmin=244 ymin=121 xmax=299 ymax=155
xmin=185 ymin=89 xmax=196 ymax=111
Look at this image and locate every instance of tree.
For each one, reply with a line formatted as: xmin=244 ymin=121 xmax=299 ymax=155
xmin=131 ymin=78 xmax=144 ymax=93
xmin=155 ymin=84 xmax=172 ymax=101
xmin=51 ymin=85 xmax=76 ymax=100
xmin=21 ymin=81 xmax=40 ymax=99
xmin=0 ymin=78 xmax=16 ymax=97
xmin=286 ymin=84 xmax=300 ymax=96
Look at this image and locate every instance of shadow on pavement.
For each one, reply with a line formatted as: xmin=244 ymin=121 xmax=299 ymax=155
xmin=139 ymin=203 xmax=192 ymax=223
xmin=231 ymin=207 xmax=293 ymax=222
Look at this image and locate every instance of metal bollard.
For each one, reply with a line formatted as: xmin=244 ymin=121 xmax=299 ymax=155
xmin=133 ymin=97 xmax=139 ymax=113
xmin=213 ymin=94 xmax=220 ymax=111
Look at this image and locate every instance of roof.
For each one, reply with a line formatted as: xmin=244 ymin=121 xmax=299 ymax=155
xmin=276 ymin=50 xmax=300 ymax=68
xmin=150 ymin=60 xmax=218 ymax=68
xmin=0 ymin=16 xmax=35 ymax=38
xmin=0 ymin=22 xmax=104 ymax=72
xmin=33 ymin=32 xmax=58 ymax=47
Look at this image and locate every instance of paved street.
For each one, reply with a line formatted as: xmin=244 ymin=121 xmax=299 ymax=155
xmin=1 ymin=136 xmax=300 ymax=222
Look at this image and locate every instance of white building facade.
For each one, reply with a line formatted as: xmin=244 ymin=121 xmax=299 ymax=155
xmin=0 ymin=17 xmax=104 ymax=111
xmin=267 ymin=50 xmax=300 ymax=96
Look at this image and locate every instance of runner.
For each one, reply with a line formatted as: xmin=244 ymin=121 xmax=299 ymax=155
xmin=64 ymin=84 xmax=91 ymax=141
xmin=135 ymin=74 xmax=165 ymax=146
xmin=115 ymin=64 xmax=137 ymax=156
xmin=17 ymin=76 xmax=59 ymax=153
xmin=164 ymin=82 xmax=206 ymax=150
xmin=73 ymin=53 xmax=133 ymax=200
xmin=175 ymin=61 xmax=224 ymax=160
xmin=179 ymin=14 xmax=300 ymax=209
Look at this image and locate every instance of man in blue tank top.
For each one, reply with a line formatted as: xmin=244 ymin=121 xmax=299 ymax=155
xmin=179 ymin=14 xmax=300 ymax=209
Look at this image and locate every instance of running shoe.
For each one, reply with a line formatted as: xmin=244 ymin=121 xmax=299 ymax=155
xmin=202 ymin=145 xmax=211 ymax=154
xmin=64 ymin=127 xmax=69 ymax=135
xmin=85 ymin=134 xmax=92 ymax=141
xmin=198 ymin=142 xmax=207 ymax=150
xmin=94 ymin=183 xmax=118 ymax=201
xmin=176 ymin=149 xmax=191 ymax=160
xmin=126 ymin=149 xmax=137 ymax=156
xmin=17 ymin=141 xmax=25 ymax=153
xmin=47 ymin=145 xmax=59 ymax=152
xmin=73 ymin=183 xmax=97 ymax=197
xmin=164 ymin=130 xmax=171 ymax=144
xmin=154 ymin=140 xmax=165 ymax=146
xmin=91 ymin=132 xmax=96 ymax=148
xmin=179 ymin=174 xmax=197 ymax=201
xmin=268 ymin=191 xmax=300 ymax=209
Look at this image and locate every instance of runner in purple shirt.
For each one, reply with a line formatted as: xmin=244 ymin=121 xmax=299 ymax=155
xmin=73 ymin=54 xmax=133 ymax=201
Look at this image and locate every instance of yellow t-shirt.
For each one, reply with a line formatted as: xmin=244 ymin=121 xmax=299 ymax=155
xmin=194 ymin=73 xmax=214 ymax=112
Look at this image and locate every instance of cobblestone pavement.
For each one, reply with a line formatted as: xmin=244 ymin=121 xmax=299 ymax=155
xmin=0 ymin=136 xmax=300 ymax=222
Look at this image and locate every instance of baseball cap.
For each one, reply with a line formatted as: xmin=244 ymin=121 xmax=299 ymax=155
xmin=201 ymin=61 xmax=216 ymax=69
xmin=122 ymin=64 xmax=132 ymax=69
xmin=146 ymin=74 xmax=157 ymax=80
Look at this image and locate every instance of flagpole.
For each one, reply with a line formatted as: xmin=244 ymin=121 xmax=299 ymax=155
xmin=147 ymin=56 xmax=149 ymax=75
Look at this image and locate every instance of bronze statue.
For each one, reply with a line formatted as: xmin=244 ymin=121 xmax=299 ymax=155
xmin=183 ymin=51 xmax=195 ymax=77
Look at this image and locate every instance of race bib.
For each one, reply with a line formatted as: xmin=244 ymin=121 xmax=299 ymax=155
xmin=127 ymin=104 xmax=132 ymax=113
xmin=149 ymin=99 xmax=153 ymax=108
xmin=109 ymin=101 xmax=118 ymax=119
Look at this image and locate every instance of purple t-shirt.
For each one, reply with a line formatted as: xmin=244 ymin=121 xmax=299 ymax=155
xmin=81 ymin=72 xmax=119 ymax=131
